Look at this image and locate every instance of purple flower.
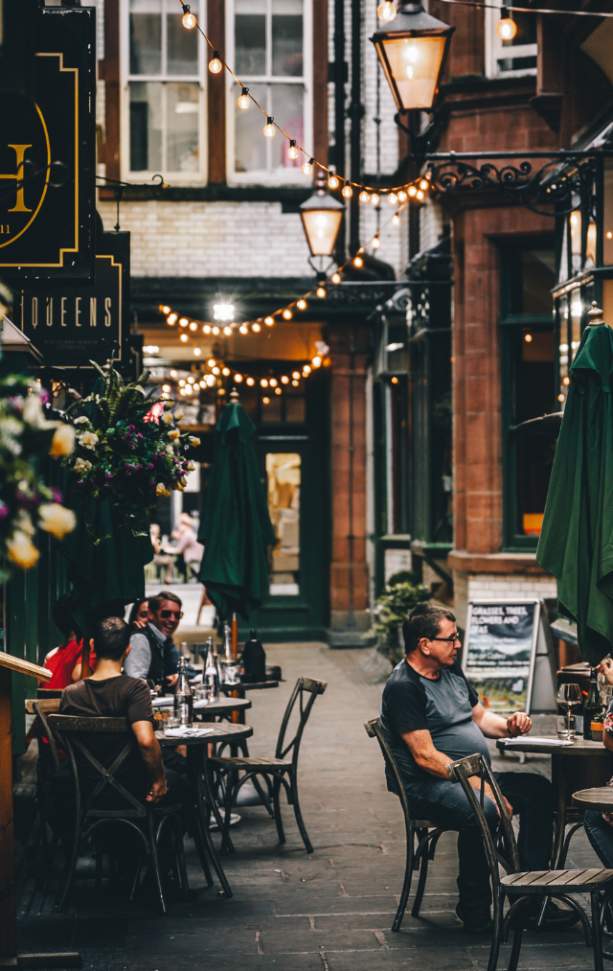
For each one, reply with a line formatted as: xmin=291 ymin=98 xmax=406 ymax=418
xmin=52 ymin=488 xmax=63 ymax=503
xmin=0 ymin=502 xmax=8 ymax=522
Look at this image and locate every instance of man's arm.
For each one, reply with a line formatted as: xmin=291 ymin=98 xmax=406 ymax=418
xmin=472 ymin=703 xmax=532 ymax=738
xmin=401 ymin=728 xmax=455 ymax=779
xmin=131 ymin=720 xmax=168 ymax=802
xmin=124 ymin=633 xmax=152 ymax=680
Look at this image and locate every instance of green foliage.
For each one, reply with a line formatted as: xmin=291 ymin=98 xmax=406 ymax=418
xmin=374 ymin=575 xmax=431 ymax=663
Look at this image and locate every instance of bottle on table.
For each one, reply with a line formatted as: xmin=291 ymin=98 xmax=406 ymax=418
xmin=204 ymin=637 xmax=219 ymax=701
xmin=584 ymin=666 xmax=603 ymax=740
xmin=174 ymin=656 xmax=193 ymax=726
xmin=223 ymin=622 xmax=232 ymax=661
xmin=242 ymin=629 xmax=266 ymax=683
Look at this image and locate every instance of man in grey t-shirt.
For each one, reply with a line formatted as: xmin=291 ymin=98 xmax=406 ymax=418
xmin=381 ymin=605 xmax=566 ymax=933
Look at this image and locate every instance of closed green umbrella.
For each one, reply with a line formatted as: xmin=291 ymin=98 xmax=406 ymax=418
xmin=537 ymin=310 xmax=613 ymax=664
xmin=198 ymin=395 xmax=275 ymax=620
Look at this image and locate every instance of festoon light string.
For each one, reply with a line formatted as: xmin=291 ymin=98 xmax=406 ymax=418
xmin=174 ymin=350 xmax=329 ymax=403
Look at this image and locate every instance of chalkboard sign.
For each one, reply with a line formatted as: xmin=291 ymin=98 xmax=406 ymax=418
xmin=462 ymin=601 xmax=541 ymax=713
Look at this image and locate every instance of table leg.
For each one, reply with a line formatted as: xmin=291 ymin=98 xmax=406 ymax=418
xmin=187 ymin=747 xmax=233 ymax=896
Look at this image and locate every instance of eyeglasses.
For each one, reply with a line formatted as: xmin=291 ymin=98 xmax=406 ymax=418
xmin=160 ymin=609 xmax=183 ymax=619
xmin=431 ymin=633 xmax=462 ymax=644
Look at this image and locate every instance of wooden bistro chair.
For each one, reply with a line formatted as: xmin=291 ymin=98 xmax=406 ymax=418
xmin=48 ymin=714 xmax=188 ymax=915
xmin=451 ymin=753 xmax=613 ymax=971
xmin=365 ymin=717 xmax=448 ymax=932
xmin=211 ymin=677 xmax=326 ymax=854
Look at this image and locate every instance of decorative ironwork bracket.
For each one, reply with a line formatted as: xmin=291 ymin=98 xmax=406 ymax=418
xmin=424 ymin=150 xmax=611 ymax=218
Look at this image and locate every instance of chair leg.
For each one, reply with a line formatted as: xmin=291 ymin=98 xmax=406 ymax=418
xmin=220 ymin=768 xmax=237 ymax=855
xmin=56 ymin=816 xmax=81 ymax=911
xmin=591 ymin=892 xmax=604 ymax=971
xmin=288 ymin=773 xmax=313 ymax=854
xmin=392 ymin=822 xmax=415 ymax=932
xmin=147 ymin=814 xmax=168 ymax=915
xmin=411 ymin=835 xmax=430 ymax=918
xmin=507 ymin=925 xmax=523 ymax=971
xmin=252 ymin=774 xmax=274 ymax=817
xmin=558 ymin=821 xmax=582 ymax=868
xmin=487 ymin=892 xmax=504 ymax=971
xmin=272 ymin=775 xmax=286 ymax=845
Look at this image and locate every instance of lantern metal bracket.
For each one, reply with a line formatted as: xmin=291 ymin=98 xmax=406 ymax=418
xmin=422 ymin=149 xmax=613 ymax=218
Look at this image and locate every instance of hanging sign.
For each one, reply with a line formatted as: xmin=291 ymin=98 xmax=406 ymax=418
xmin=0 ymin=5 xmax=95 ymax=280
xmin=16 ymin=231 xmax=130 ymax=366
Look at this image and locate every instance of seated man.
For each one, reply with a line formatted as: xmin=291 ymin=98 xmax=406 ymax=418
xmin=124 ymin=591 xmax=182 ymax=689
xmin=381 ymin=604 xmax=571 ymax=933
xmin=60 ymin=616 xmax=173 ymax=807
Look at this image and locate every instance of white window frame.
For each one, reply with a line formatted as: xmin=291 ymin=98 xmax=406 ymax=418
xmin=485 ymin=0 xmax=537 ymax=79
xmin=225 ymin=0 xmax=312 ymax=186
xmin=120 ymin=0 xmax=207 ymax=184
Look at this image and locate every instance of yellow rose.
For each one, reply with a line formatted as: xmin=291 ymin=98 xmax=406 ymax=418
xmin=156 ymin=483 xmax=171 ymax=497
xmin=161 ymin=411 xmax=174 ymax=425
xmin=167 ymin=428 xmax=180 ymax=441
xmin=38 ymin=503 xmax=77 ymax=540
xmin=49 ymin=423 xmax=75 ymax=457
xmin=188 ymin=436 xmax=201 ymax=447
xmin=177 ymin=478 xmax=187 ymax=492
xmin=7 ymin=531 xmax=40 ymax=569
xmin=174 ymin=408 xmax=184 ymax=421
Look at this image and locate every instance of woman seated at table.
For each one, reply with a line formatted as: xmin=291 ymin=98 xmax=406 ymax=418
xmin=584 ymin=658 xmax=613 ymax=866
xmin=41 ymin=595 xmax=96 ymax=689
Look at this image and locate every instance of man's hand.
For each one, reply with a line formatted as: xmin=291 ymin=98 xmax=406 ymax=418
xmin=133 ymin=617 xmax=148 ymax=630
xmin=165 ymin=673 xmax=179 ymax=687
xmin=506 ymin=712 xmax=532 ymax=737
xmin=146 ymin=778 xmax=168 ymax=803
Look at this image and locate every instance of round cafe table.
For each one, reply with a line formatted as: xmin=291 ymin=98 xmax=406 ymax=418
xmin=497 ymin=736 xmax=611 ymax=867
xmin=157 ymin=722 xmax=252 ymax=898
xmin=573 ymin=788 xmax=613 ymax=812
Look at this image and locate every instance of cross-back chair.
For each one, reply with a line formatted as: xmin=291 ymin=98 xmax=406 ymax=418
xmin=48 ymin=714 xmax=187 ymax=914
xmin=365 ymin=717 xmax=448 ymax=931
xmin=211 ymin=677 xmax=326 ymax=854
xmin=451 ymin=753 xmax=613 ymax=971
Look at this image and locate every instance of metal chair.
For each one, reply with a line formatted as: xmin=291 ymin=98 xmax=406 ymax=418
xmin=48 ymin=714 xmax=188 ymax=914
xmin=365 ymin=717 xmax=447 ymax=932
xmin=212 ymin=677 xmax=326 ymax=854
xmin=451 ymin=753 xmax=613 ymax=971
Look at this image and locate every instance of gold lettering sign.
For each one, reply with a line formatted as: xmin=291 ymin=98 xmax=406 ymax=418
xmin=0 ymin=109 xmax=51 ymax=248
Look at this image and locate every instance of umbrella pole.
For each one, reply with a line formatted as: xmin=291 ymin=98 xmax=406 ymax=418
xmin=231 ymin=613 xmax=239 ymax=660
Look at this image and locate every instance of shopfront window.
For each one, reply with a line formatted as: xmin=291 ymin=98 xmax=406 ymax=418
xmin=227 ymin=0 xmax=311 ymax=183
xmin=266 ymin=452 xmax=301 ymax=596
xmin=501 ymin=243 xmax=556 ymax=548
xmin=123 ymin=0 xmax=206 ymax=181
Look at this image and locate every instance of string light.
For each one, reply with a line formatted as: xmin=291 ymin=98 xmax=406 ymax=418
xmin=237 ymin=86 xmax=250 ymax=110
xmin=288 ymin=140 xmax=300 ymax=160
xmin=328 ymin=171 xmax=340 ymax=191
xmin=353 ymin=253 xmax=364 ymax=268
xmin=208 ymin=51 xmax=223 ymax=74
xmin=342 ymin=183 xmax=354 ymax=199
xmin=297 ymin=298 xmax=308 ymax=311
xmin=377 ymin=0 xmax=398 ymax=21
xmin=497 ymin=6 xmax=518 ymax=39
xmin=263 ymin=116 xmax=276 ymax=138
xmin=302 ymin=158 xmax=314 ymax=176
xmin=316 ymin=284 xmax=327 ymax=299
xmin=181 ymin=3 xmax=197 ymax=30
xmin=331 ymin=271 xmax=342 ymax=285
xmin=282 ymin=308 xmax=293 ymax=320
xmin=264 ymin=315 xmax=274 ymax=326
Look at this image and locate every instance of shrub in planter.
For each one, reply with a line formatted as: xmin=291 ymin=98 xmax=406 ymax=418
xmin=374 ymin=574 xmax=431 ymax=664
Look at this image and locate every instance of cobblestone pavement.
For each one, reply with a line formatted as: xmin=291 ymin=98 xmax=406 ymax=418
xmin=19 ymin=644 xmax=603 ymax=971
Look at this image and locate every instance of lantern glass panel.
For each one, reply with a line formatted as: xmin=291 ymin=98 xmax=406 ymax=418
xmin=301 ymin=209 xmax=343 ymax=257
xmin=379 ymin=35 xmax=447 ymax=110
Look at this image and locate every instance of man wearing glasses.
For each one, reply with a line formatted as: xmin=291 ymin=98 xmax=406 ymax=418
xmin=124 ymin=590 xmax=183 ymax=689
xmin=381 ymin=604 xmax=571 ymax=933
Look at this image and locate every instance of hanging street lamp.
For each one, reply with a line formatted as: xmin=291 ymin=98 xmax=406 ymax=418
xmin=371 ymin=2 xmax=454 ymax=158
xmin=299 ymin=177 xmax=345 ymax=273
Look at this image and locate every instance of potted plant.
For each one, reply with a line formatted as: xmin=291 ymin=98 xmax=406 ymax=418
xmin=374 ymin=571 xmax=431 ymax=663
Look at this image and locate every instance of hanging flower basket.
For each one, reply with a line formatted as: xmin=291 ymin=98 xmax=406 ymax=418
xmin=0 ymin=372 xmax=76 ymax=581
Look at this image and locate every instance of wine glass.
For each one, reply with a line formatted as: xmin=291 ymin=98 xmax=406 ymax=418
xmin=557 ymin=682 xmax=582 ymax=740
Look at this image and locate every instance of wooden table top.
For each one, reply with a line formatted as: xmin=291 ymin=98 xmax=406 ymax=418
xmin=572 ymin=787 xmax=613 ymax=811
xmin=156 ymin=721 xmax=252 ymax=747
xmin=497 ymin=736 xmax=610 ymax=757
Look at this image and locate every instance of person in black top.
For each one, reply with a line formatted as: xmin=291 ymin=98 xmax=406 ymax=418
xmin=381 ymin=605 xmax=569 ymax=933
xmin=61 ymin=616 xmax=170 ymax=805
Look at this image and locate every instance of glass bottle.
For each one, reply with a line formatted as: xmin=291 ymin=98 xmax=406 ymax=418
xmin=223 ymin=621 xmax=232 ymax=660
xmin=584 ymin=666 xmax=603 ymax=740
xmin=242 ymin=629 xmax=266 ymax=683
xmin=204 ymin=637 xmax=219 ymax=701
xmin=174 ymin=656 xmax=193 ymax=726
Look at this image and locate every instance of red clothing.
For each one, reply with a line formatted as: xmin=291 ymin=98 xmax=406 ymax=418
xmin=43 ymin=638 xmax=95 ymax=689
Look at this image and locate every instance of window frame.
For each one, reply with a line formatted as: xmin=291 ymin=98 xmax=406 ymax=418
xmin=484 ymin=0 xmax=537 ymax=80
xmin=225 ymin=0 xmax=313 ymax=186
xmin=120 ymin=0 xmax=208 ymax=184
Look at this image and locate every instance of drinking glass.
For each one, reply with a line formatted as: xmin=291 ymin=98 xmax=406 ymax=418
xmin=557 ymin=682 xmax=582 ymax=740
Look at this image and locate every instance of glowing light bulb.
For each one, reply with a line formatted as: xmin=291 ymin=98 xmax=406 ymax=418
xmin=181 ymin=4 xmax=197 ymax=30
xmin=207 ymin=358 xmax=216 ymax=367
xmin=208 ymin=52 xmax=223 ymax=75
xmin=391 ymin=375 xmax=399 ymax=385
xmin=263 ymin=116 xmax=276 ymax=138
xmin=234 ymin=373 xmax=243 ymax=383
xmin=292 ymin=379 xmax=300 ymax=387
xmin=261 ymin=378 xmax=269 ymax=388
xmin=212 ymin=325 xmax=220 ymax=336
xmin=312 ymin=355 xmax=322 ymax=368
xmin=416 ymin=189 xmax=425 ymax=201
xmin=274 ymin=387 xmax=282 ymax=396
xmin=392 ymin=213 xmax=400 ymax=226
xmin=302 ymin=364 xmax=312 ymax=376
xmin=202 ymin=324 xmax=211 ymax=334
xmin=179 ymin=317 xmax=188 ymax=328
xmin=251 ymin=322 xmax=262 ymax=333
xmin=408 ymin=185 xmax=417 ymax=197
xmin=269 ymin=378 xmax=278 ymax=388
xmin=419 ymin=178 xmax=429 ymax=192
xmin=372 ymin=235 xmax=381 ymax=249
xmin=212 ymin=366 xmax=221 ymax=376
xmin=359 ymin=190 xmax=370 ymax=204
xmin=371 ymin=192 xmax=380 ymax=207
xmin=388 ymin=193 xmax=398 ymax=206
xmin=332 ymin=271 xmax=342 ymax=285
xmin=302 ymin=157 xmax=314 ymax=175
xmin=166 ymin=313 xmax=178 ymax=326
xmin=288 ymin=139 xmax=299 ymax=160
xmin=223 ymin=325 xmax=233 ymax=336
xmin=297 ymin=298 xmax=307 ymax=311
xmin=246 ymin=376 xmax=255 ymax=387
xmin=524 ymin=332 xmax=533 ymax=344
xmin=497 ymin=8 xmax=518 ymax=40
xmin=342 ymin=183 xmax=354 ymax=199
xmin=193 ymin=347 xmax=201 ymax=357
xmin=237 ymin=87 xmax=250 ymax=110
xmin=262 ymin=396 xmax=271 ymax=405
xmin=239 ymin=324 xmax=249 ymax=334
xmin=316 ymin=285 xmax=326 ymax=299
xmin=160 ymin=304 xmax=170 ymax=314
xmin=353 ymin=254 xmax=364 ymax=268
xmin=281 ymin=375 xmax=290 ymax=385
xmin=398 ymin=190 xmax=407 ymax=203
xmin=402 ymin=42 xmax=420 ymax=80
xmin=264 ymin=315 xmax=275 ymax=327
xmin=189 ymin=321 xmax=198 ymax=331
xmin=282 ymin=308 xmax=293 ymax=320
xmin=180 ymin=333 xmax=188 ymax=343
xmin=292 ymin=371 xmax=301 ymax=381
xmin=377 ymin=0 xmax=397 ymax=22
xmin=222 ymin=367 xmax=231 ymax=377
xmin=328 ymin=172 xmax=340 ymax=191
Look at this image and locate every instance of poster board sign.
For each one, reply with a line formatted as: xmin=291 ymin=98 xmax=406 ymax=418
xmin=462 ymin=600 xmax=540 ymax=713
